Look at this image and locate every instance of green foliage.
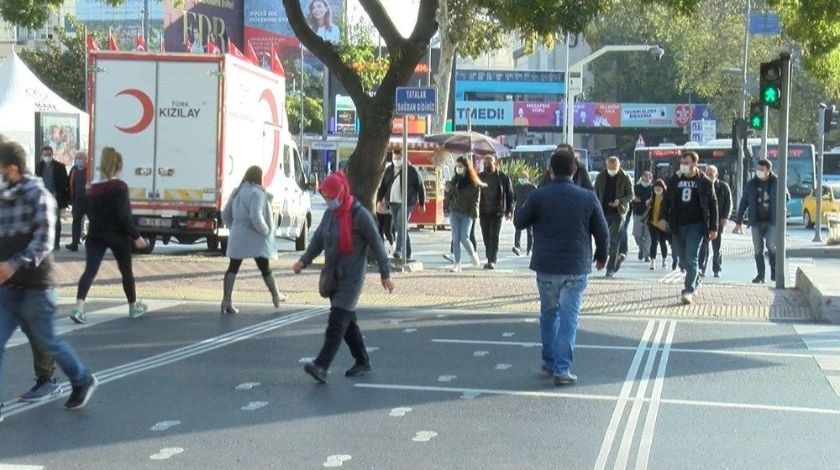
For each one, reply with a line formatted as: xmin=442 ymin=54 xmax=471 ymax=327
xmin=335 ymin=20 xmax=388 ymax=93
xmin=18 ymin=17 xmax=90 ymax=110
xmin=0 ymin=0 xmax=63 ymax=29
xmin=444 ymin=0 xmax=508 ymax=59
xmin=500 ymin=159 xmax=543 ymax=183
xmin=282 ymin=56 xmax=324 ymax=135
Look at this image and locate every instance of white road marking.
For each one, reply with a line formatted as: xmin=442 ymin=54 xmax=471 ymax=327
xmin=460 ymin=391 xmax=480 ymax=400
xmin=0 ymin=466 xmax=45 ymax=469
xmin=235 ymin=382 xmax=261 ymax=391
xmin=657 ymin=398 xmax=840 ymax=416
xmin=298 ymin=357 xmax=315 ymax=363
xmin=354 ymin=383 xmax=619 ymax=402
xmin=412 ymin=431 xmax=438 ymax=442
xmin=389 ymin=407 xmax=412 ymax=417
xmin=403 ymin=328 xmax=418 ymax=333
xmin=2 ymin=307 xmax=328 ymax=419
xmin=502 ymin=332 xmax=515 ymax=337
xmin=241 ymin=401 xmax=269 ymax=411
xmin=323 ymin=455 xmax=352 ymax=467
xmin=149 ymin=420 xmax=181 ymax=432
xmin=437 ymin=375 xmax=457 ymax=382
xmin=149 ymin=447 xmax=184 ymax=460
xmin=472 ymin=351 xmax=489 ymax=357
xmin=366 ymin=347 xmax=380 ymax=353
xmin=594 ymin=320 xmax=656 ymax=470
xmin=615 ymin=320 xmax=667 ymax=469
xmin=494 ymin=363 xmax=512 ymax=370
xmin=636 ymin=320 xmax=677 ymax=470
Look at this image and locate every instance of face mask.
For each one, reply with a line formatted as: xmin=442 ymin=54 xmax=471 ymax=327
xmin=756 ymin=170 xmax=768 ymax=179
xmin=392 ymin=159 xmax=403 ymax=167
xmin=42 ymin=156 xmax=53 ymax=164
xmin=75 ymin=160 xmax=86 ymax=169
xmin=455 ymin=166 xmax=465 ymax=176
xmin=640 ymin=181 xmax=651 ymax=187
xmin=654 ymin=188 xmax=663 ymax=196
xmin=518 ymin=178 xmax=528 ymax=185
xmin=607 ymin=169 xmax=618 ymax=177
xmin=325 ymin=198 xmax=341 ymax=210
xmin=679 ymin=164 xmax=691 ymax=175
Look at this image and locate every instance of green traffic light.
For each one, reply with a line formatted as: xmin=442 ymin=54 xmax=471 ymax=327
xmin=762 ymin=86 xmax=780 ymax=105
xmin=750 ymin=116 xmax=762 ymax=129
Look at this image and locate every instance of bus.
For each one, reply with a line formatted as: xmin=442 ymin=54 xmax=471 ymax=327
xmin=507 ymin=145 xmax=591 ymax=171
xmin=634 ymin=141 xmax=742 ymax=197
xmin=824 ymin=150 xmax=840 ymax=183
xmin=751 ymin=143 xmax=816 ymax=216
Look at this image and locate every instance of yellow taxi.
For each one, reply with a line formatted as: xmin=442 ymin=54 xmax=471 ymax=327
xmin=802 ymin=184 xmax=840 ymax=228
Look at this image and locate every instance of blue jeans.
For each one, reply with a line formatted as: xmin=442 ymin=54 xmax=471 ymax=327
xmin=389 ymin=203 xmax=414 ymax=258
xmin=536 ymin=273 xmax=588 ymax=375
xmin=0 ymin=286 xmax=91 ymax=401
xmin=751 ymin=223 xmax=778 ymax=277
xmin=670 ymin=223 xmax=705 ymax=294
xmin=450 ymin=212 xmax=477 ymax=264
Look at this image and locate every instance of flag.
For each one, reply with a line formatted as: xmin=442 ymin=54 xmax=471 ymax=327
xmin=108 ymin=29 xmax=119 ymax=51
xmin=184 ymin=39 xmax=192 ymax=52
xmin=245 ymin=40 xmax=259 ymax=65
xmin=136 ymin=32 xmax=146 ymax=51
xmin=270 ymin=45 xmax=285 ymax=76
xmin=207 ymin=38 xmax=220 ymax=54
xmin=85 ymin=33 xmax=99 ymax=52
xmin=228 ymin=39 xmax=246 ymax=60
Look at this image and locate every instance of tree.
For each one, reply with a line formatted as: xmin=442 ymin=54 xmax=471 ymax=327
xmin=283 ymin=56 xmax=324 ymax=135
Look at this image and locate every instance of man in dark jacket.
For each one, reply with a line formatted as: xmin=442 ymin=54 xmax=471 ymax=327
xmin=66 ymin=151 xmax=89 ymax=252
xmin=632 ymin=171 xmax=654 ymax=261
xmin=35 ymin=146 xmax=70 ymax=251
xmin=0 ymin=139 xmax=98 ymax=421
xmin=594 ymin=156 xmax=634 ymax=277
xmin=514 ymin=148 xmax=608 ymax=386
xmin=658 ymin=151 xmax=718 ymax=305
xmin=699 ymin=165 xmax=732 ymax=278
xmin=478 ymin=154 xmax=514 ymax=269
xmin=376 ymin=148 xmax=426 ymax=261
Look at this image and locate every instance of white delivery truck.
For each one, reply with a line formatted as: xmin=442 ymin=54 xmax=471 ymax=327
xmin=88 ymin=52 xmax=311 ymax=254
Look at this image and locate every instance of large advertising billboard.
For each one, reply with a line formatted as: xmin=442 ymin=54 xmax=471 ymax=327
xmin=35 ymin=112 xmax=80 ymax=167
xmin=74 ymin=0 xmax=165 ymax=51
xmin=244 ymin=0 xmax=343 ymax=63
xmin=619 ymin=103 xmax=713 ymax=128
xmin=163 ymin=0 xmax=244 ymax=53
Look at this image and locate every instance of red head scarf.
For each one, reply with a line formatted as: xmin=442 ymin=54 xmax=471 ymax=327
xmin=320 ymin=172 xmax=356 ymax=254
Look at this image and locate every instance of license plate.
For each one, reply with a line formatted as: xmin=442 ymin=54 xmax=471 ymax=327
xmin=138 ymin=217 xmax=172 ymax=228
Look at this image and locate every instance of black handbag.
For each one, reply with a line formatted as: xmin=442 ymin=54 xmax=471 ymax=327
xmin=318 ymin=265 xmax=338 ymax=298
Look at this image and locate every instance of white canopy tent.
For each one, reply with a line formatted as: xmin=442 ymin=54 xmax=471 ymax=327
xmin=0 ymin=50 xmax=89 ymax=170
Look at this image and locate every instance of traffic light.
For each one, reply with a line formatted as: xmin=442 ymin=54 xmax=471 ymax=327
xmin=759 ymin=58 xmax=783 ymax=109
xmin=825 ymin=104 xmax=839 ymax=133
xmin=749 ymin=101 xmax=764 ymax=130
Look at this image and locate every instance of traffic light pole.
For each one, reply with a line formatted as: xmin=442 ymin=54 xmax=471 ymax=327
xmin=761 ymin=105 xmax=768 ymax=159
xmin=775 ymin=53 xmax=791 ymax=289
xmin=814 ymin=104 xmax=826 ymax=242
xmin=736 ymin=0 xmax=751 ymax=211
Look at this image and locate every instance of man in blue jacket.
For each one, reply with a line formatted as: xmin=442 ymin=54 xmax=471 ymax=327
xmin=735 ymin=159 xmax=787 ymax=283
xmin=514 ymin=148 xmax=609 ymax=386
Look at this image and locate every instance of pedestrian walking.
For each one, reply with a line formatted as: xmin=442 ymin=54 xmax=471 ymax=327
xmin=478 ymin=155 xmax=514 ymax=269
xmin=594 ymin=156 xmax=634 ymax=277
xmin=294 ymin=172 xmax=393 ymax=383
xmin=735 ymin=159 xmax=788 ymax=283
xmin=699 ymin=165 xmax=732 ymax=278
xmin=512 ymin=170 xmax=537 ymax=256
xmin=0 ymin=138 xmax=98 ymax=421
xmin=646 ymin=179 xmax=669 ymax=271
xmin=220 ymin=165 xmax=287 ymax=314
xmin=376 ymin=148 xmax=426 ymax=261
xmin=35 ymin=146 xmax=70 ymax=251
xmin=513 ymin=148 xmax=609 ymax=386
xmin=444 ymin=156 xmax=484 ymax=272
xmin=632 ymin=171 xmax=654 ymax=261
xmin=70 ymin=147 xmax=149 ymax=324
xmin=65 ymin=151 xmax=89 ymax=252
xmin=657 ymin=151 xmax=719 ymax=304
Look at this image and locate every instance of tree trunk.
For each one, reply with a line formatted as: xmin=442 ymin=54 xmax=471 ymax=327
xmin=346 ymin=96 xmax=394 ymax=212
xmin=433 ymin=0 xmax=454 ymax=133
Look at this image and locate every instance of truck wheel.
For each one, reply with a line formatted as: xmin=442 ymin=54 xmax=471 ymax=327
xmin=135 ymin=235 xmax=156 ymax=255
xmin=295 ymin=220 xmax=308 ymax=251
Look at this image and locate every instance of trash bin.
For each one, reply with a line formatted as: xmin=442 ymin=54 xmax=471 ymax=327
xmin=827 ymin=212 xmax=840 ymax=245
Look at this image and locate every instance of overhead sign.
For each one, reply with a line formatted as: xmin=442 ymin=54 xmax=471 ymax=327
xmin=690 ymin=119 xmax=716 ymax=143
xmin=749 ymin=12 xmax=781 ymax=35
xmin=395 ymin=86 xmax=437 ymax=116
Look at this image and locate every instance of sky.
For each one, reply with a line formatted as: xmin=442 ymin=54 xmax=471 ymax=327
xmin=346 ymin=0 xmax=422 ymax=38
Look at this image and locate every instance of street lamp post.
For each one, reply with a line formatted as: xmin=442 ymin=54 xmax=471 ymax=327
xmin=564 ymin=45 xmax=663 ymax=146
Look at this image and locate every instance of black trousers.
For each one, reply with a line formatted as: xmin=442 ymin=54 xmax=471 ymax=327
xmin=649 ymin=225 xmax=669 ymax=260
xmin=227 ymin=257 xmax=271 ymax=277
xmin=606 ymin=213 xmax=624 ymax=271
xmin=376 ymin=212 xmax=394 ymax=245
xmin=54 ymin=207 xmax=62 ymax=250
xmin=70 ymin=204 xmax=87 ymax=246
xmin=479 ymin=214 xmax=503 ymax=263
xmin=314 ymin=307 xmax=369 ymax=369
xmin=699 ymin=232 xmax=723 ymax=274
xmin=76 ymin=233 xmax=137 ymax=303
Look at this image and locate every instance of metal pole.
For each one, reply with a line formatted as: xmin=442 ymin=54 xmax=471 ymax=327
xmin=427 ymin=46 xmax=433 ymax=132
xmin=565 ymin=75 xmax=575 ymax=146
xmin=84 ymin=26 xmax=89 ymax=112
xmin=143 ymin=0 xmax=150 ymax=49
xmin=736 ymin=0 xmax=751 ymax=211
xmin=775 ymin=52 xmax=791 ymax=289
xmin=563 ymin=34 xmax=570 ymax=144
xmin=299 ymin=44 xmax=305 ymax=151
xmin=467 ymin=107 xmax=472 ymax=133
xmin=761 ymin=105 xmax=768 ymax=159
xmin=401 ymin=116 xmax=409 ymax=263
xmin=814 ymin=104 xmax=826 ymax=242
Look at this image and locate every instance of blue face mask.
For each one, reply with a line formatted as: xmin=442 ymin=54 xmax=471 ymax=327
xmin=325 ymin=198 xmax=341 ymax=210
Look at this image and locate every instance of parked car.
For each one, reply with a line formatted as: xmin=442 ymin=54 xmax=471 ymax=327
xmin=802 ymin=184 xmax=840 ymax=228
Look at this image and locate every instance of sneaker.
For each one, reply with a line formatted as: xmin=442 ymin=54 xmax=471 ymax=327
xmin=65 ymin=243 xmax=79 ymax=252
xmin=752 ymin=275 xmax=765 ymax=284
xmin=526 ymin=249 xmax=532 ymax=256
xmin=540 ymin=364 xmax=553 ymax=378
xmin=714 ymin=272 xmax=721 ymax=278
xmin=449 ymin=264 xmax=462 ymax=273
xmin=681 ymin=292 xmax=694 ymax=305
xmin=605 ymin=271 xmax=615 ymax=278
xmin=637 ymin=252 xmax=644 ymax=261
xmin=471 ymin=254 xmax=481 ymax=268
xmin=393 ymin=251 xmax=402 ymax=260
xmin=442 ymin=253 xmax=454 ymax=262
xmin=553 ymin=372 xmax=577 ymax=386
xmin=19 ymin=377 xmax=63 ymax=403
xmin=649 ymin=260 xmax=656 ymax=271
xmin=644 ymin=257 xmax=651 ymax=263
xmin=304 ymin=362 xmax=327 ymax=384
xmin=512 ymin=247 xmax=522 ymax=256
xmin=64 ymin=375 xmax=98 ymax=410
xmin=345 ymin=362 xmax=372 ymax=377
xmin=69 ymin=308 xmax=86 ymax=324
xmin=615 ymin=254 xmax=626 ymax=272
xmin=128 ymin=301 xmax=148 ymax=319
xmin=699 ymin=271 xmax=706 ymax=278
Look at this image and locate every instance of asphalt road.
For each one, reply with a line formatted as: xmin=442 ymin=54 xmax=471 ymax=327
xmin=2 ymin=302 xmax=840 ymax=469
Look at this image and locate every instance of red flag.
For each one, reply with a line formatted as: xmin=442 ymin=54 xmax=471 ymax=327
xmin=108 ymin=29 xmax=119 ymax=51
xmin=85 ymin=33 xmax=100 ymax=52
xmin=206 ymin=38 xmax=220 ymax=54
xmin=136 ymin=32 xmax=146 ymax=51
xmin=228 ymin=39 xmax=246 ymax=60
xmin=245 ymin=40 xmax=259 ymax=65
xmin=270 ymin=45 xmax=285 ymax=76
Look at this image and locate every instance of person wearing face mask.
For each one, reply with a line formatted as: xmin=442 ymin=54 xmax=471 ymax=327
xmin=735 ymin=159 xmax=788 ymax=283
xmin=645 ymin=179 xmax=670 ymax=270
xmin=698 ymin=165 xmax=732 ymax=278
xmin=631 ymin=171 xmax=654 ymax=262
xmin=35 ymin=146 xmax=70 ymax=251
xmin=444 ymin=156 xmax=484 ymax=271
xmin=65 ymin=151 xmax=89 ymax=252
xmin=376 ymin=148 xmax=426 ymax=262
xmin=539 ymin=144 xmax=593 ymax=191
xmin=658 ymin=151 xmax=718 ymax=305
xmin=594 ymin=156 xmax=634 ymax=277
xmin=512 ymin=170 xmax=537 ymax=256
xmin=478 ymin=154 xmax=514 ymax=269
xmin=294 ymin=172 xmax=393 ymax=383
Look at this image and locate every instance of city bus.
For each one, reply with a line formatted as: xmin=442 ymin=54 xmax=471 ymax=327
xmin=507 ymin=145 xmax=591 ymax=171
xmin=824 ymin=150 xmax=840 ymax=183
xmin=751 ymin=143 xmax=816 ymax=216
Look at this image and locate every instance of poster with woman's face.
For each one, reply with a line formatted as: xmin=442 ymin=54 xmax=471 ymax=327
xmin=35 ymin=113 xmax=80 ymax=166
xmin=244 ymin=0 xmax=343 ymax=62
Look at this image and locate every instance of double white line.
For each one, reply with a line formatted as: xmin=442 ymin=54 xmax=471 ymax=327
xmin=2 ymin=306 xmax=328 ymax=418
xmin=595 ymin=319 xmax=677 ymax=470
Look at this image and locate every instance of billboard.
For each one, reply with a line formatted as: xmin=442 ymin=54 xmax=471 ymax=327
xmin=334 ymin=94 xmax=357 ymax=134
xmin=244 ymin=0 xmax=343 ymax=62
xmin=454 ymin=101 xmax=513 ymax=127
xmin=620 ymin=104 xmax=712 ymax=128
xmin=512 ymin=101 xmax=563 ymax=127
xmin=164 ymin=0 xmax=244 ymax=53
xmin=35 ymin=112 xmax=80 ymax=167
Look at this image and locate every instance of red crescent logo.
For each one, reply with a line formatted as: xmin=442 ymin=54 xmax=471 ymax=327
xmin=259 ymin=89 xmax=281 ymax=186
xmin=115 ymin=89 xmax=155 ymax=134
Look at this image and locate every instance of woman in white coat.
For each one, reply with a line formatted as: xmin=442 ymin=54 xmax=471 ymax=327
xmin=220 ymin=166 xmax=286 ymax=314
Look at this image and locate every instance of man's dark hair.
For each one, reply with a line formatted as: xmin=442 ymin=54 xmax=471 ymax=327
xmin=0 ymin=141 xmax=28 ymax=173
xmin=550 ymin=148 xmax=576 ymax=177
xmin=42 ymin=145 xmax=53 ymax=152
xmin=555 ymin=143 xmax=574 ymax=153
xmin=681 ymin=151 xmax=699 ymax=163
xmin=757 ymin=158 xmax=772 ymax=170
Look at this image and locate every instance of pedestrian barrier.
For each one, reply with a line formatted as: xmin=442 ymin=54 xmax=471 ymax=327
xmin=828 ymin=212 xmax=840 ymax=245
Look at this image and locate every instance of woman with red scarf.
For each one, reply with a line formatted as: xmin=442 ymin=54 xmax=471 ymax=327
xmin=293 ymin=172 xmax=393 ymax=383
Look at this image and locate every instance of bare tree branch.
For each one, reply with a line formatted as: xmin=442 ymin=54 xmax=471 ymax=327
xmin=358 ymin=0 xmax=404 ymax=49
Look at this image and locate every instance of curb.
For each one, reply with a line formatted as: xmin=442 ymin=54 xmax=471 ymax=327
xmin=788 ymin=247 xmax=840 ymax=259
xmin=795 ymin=266 xmax=840 ymax=324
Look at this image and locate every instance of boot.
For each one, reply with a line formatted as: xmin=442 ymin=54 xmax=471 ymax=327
xmin=220 ymin=272 xmax=239 ymax=314
xmin=768 ymin=253 xmax=777 ymax=282
xmin=753 ymin=254 xmax=766 ymax=283
xmin=262 ymin=274 xmax=287 ymax=308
